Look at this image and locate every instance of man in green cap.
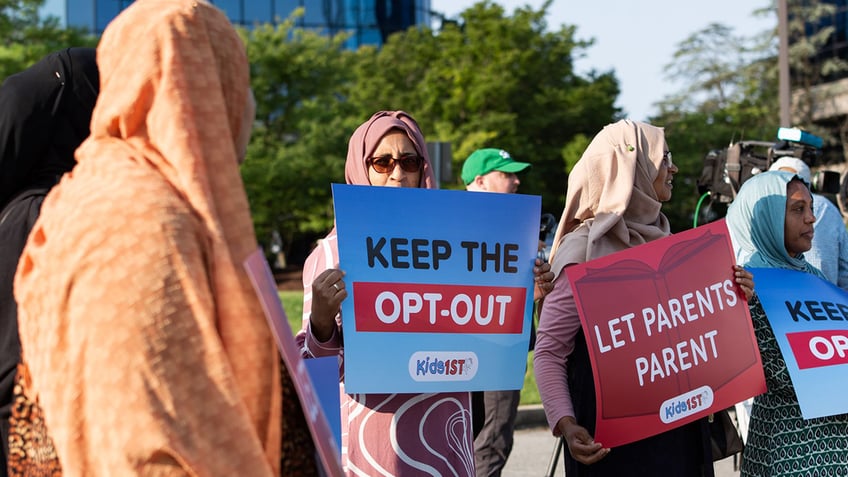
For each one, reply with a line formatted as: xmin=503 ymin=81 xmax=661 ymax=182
xmin=462 ymin=148 xmax=531 ymax=194
xmin=463 ymin=147 xmax=533 ymax=477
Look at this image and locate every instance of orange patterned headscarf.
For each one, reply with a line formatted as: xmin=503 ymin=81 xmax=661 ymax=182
xmin=15 ymin=1 xmax=282 ymax=474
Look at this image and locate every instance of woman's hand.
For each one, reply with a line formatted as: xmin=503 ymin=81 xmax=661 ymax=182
xmin=310 ymin=268 xmax=347 ymax=342
xmin=557 ymin=416 xmax=610 ymax=465
xmin=734 ymin=265 xmax=755 ymax=303
xmin=533 ymin=258 xmax=555 ymax=301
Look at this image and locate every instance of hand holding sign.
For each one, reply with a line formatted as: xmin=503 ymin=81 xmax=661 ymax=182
xmin=565 ymin=220 xmax=765 ymax=447
xmin=309 ymin=268 xmax=347 ymax=342
xmin=333 ymin=184 xmax=541 ymax=394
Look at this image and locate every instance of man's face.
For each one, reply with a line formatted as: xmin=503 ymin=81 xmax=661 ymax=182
xmin=480 ymin=170 xmax=520 ymax=194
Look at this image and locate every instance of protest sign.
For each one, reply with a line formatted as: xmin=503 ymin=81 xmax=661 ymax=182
xmin=751 ymin=267 xmax=848 ymax=419
xmin=243 ymin=249 xmax=343 ymax=477
xmin=566 ymin=219 xmax=766 ymax=447
xmin=333 ymin=184 xmax=540 ymax=393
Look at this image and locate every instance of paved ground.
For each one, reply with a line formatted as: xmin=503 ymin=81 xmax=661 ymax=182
xmin=503 ymin=406 xmax=741 ymax=476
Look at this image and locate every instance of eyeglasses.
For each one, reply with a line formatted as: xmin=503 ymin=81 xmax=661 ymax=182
xmin=662 ymin=151 xmax=673 ymax=167
xmin=367 ymin=154 xmax=423 ymax=174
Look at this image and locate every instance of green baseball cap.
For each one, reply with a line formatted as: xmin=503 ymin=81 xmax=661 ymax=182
xmin=461 ymin=148 xmax=531 ymax=185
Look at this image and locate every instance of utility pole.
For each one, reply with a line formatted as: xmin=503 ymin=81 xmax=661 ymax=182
xmin=778 ymin=0 xmax=791 ymax=127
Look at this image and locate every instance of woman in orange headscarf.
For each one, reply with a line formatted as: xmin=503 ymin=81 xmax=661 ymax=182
xmin=13 ymin=1 xmax=298 ymax=475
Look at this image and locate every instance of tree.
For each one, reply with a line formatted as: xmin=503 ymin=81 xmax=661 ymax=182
xmin=652 ymin=9 xmax=781 ymax=231
xmin=784 ymin=0 xmax=848 ymax=162
xmin=653 ymin=1 xmax=848 ymax=229
xmin=241 ymin=2 xmax=623 ymax=264
xmin=239 ymin=10 xmax=358 ymax=265
xmin=347 ymin=0 xmax=621 ymax=215
xmin=0 ymin=0 xmax=96 ymax=81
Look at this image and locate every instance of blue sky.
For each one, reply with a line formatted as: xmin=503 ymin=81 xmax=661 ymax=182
xmin=432 ymin=0 xmax=775 ymax=121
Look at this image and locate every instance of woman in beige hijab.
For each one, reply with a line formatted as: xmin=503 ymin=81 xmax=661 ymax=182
xmin=12 ymin=1 xmax=303 ymax=475
xmin=533 ymin=119 xmax=753 ymax=476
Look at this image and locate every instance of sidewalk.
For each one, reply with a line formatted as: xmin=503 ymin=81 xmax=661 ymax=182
xmin=515 ymin=403 xmax=547 ymax=429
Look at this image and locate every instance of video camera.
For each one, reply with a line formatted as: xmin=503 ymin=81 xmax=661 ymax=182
xmin=697 ymin=127 xmax=840 ymax=205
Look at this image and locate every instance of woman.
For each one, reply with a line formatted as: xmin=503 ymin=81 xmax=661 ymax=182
xmin=13 ymin=1 xmax=302 ymax=474
xmin=726 ymin=171 xmax=848 ymax=476
xmin=0 ymin=46 xmax=98 ymax=477
xmin=297 ymin=110 xmax=552 ymax=475
xmin=534 ymin=119 xmax=754 ymax=476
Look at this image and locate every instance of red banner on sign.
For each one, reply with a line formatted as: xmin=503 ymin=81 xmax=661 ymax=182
xmin=788 ymin=329 xmax=848 ymax=369
xmin=353 ymin=282 xmax=526 ymax=334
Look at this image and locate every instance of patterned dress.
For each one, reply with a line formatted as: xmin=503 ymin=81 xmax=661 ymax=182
xmin=298 ymin=233 xmax=475 ymax=476
xmin=741 ymin=297 xmax=848 ymax=476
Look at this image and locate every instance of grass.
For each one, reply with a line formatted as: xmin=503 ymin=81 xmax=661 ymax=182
xmin=278 ymin=289 xmax=541 ymax=406
xmin=279 ymin=290 xmax=303 ymax=333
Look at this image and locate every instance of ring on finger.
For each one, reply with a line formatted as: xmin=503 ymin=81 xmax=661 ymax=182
xmin=333 ymin=282 xmax=341 ymax=291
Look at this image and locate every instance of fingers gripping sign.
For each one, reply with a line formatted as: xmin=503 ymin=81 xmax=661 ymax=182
xmin=311 ymin=268 xmax=347 ymax=342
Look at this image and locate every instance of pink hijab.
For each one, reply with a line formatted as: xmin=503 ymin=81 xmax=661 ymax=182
xmin=344 ymin=110 xmax=436 ymax=188
xmin=548 ymin=119 xmax=671 ymax=276
xmin=302 ymin=111 xmax=436 ymax=300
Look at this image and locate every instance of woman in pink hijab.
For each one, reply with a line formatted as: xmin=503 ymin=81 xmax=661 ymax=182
xmin=296 ymin=111 xmax=475 ymax=476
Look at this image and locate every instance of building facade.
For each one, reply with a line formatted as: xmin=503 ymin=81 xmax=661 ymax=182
xmin=45 ymin=0 xmax=432 ymax=48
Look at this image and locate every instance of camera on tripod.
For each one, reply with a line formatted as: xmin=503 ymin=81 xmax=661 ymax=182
xmin=694 ymin=127 xmax=843 ymax=227
xmin=697 ymin=127 xmax=839 ymax=205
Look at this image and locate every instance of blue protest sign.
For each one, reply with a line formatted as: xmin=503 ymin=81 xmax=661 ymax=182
xmin=751 ymin=267 xmax=848 ymax=419
xmin=304 ymin=356 xmax=342 ymax=449
xmin=332 ymin=184 xmax=541 ymax=393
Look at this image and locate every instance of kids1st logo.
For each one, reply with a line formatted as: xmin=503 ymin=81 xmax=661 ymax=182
xmin=408 ymin=351 xmax=478 ymax=382
xmin=659 ymin=385 xmax=714 ymax=424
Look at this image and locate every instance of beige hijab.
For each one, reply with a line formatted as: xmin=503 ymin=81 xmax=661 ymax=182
xmin=15 ymin=1 xmax=281 ymax=474
xmin=549 ymin=119 xmax=670 ymax=276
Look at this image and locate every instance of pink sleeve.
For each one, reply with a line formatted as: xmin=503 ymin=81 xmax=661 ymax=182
xmin=533 ymin=269 xmax=582 ymax=436
xmin=296 ymin=237 xmax=342 ymax=359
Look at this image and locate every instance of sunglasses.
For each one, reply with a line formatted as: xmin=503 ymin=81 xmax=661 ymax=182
xmin=367 ymin=154 xmax=423 ymax=174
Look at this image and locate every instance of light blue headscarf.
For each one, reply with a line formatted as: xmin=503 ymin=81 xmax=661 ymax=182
xmin=726 ymin=170 xmax=825 ymax=278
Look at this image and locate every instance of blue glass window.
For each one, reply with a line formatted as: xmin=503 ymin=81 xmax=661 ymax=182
xmin=244 ymin=1 xmax=272 ymax=25
xmin=95 ymin=0 xmax=122 ymax=31
xmin=273 ymin=0 xmax=300 ymax=23
xmin=212 ymin=0 xmax=241 ymax=24
xmin=66 ymin=0 xmax=96 ymax=32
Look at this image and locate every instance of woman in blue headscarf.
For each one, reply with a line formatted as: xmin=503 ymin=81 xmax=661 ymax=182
xmin=726 ymin=171 xmax=848 ymax=476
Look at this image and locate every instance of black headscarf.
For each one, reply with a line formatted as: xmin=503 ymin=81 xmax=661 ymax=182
xmin=0 ymin=47 xmax=98 ymax=471
xmin=0 ymin=47 xmax=99 ymax=209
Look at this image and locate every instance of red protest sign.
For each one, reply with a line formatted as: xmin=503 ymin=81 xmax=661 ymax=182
xmin=243 ymin=249 xmax=344 ymax=477
xmin=566 ymin=219 xmax=766 ymax=447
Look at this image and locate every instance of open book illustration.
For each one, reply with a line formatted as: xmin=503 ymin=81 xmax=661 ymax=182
xmin=571 ymin=227 xmax=761 ymax=420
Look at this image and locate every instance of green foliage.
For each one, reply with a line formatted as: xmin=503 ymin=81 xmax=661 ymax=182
xmin=521 ymin=351 xmax=540 ymax=405
xmin=239 ymin=1 xmax=622 ymax=263
xmin=346 ymin=1 xmax=621 ymax=213
xmin=239 ymin=10 xmax=358 ymax=258
xmin=0 ymin=0 xmax=97 ymax=81
xmin=784 ymin=0 xmax=848 ymax=159
xmin=652 ymin=8 xmax=782 ymax=231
